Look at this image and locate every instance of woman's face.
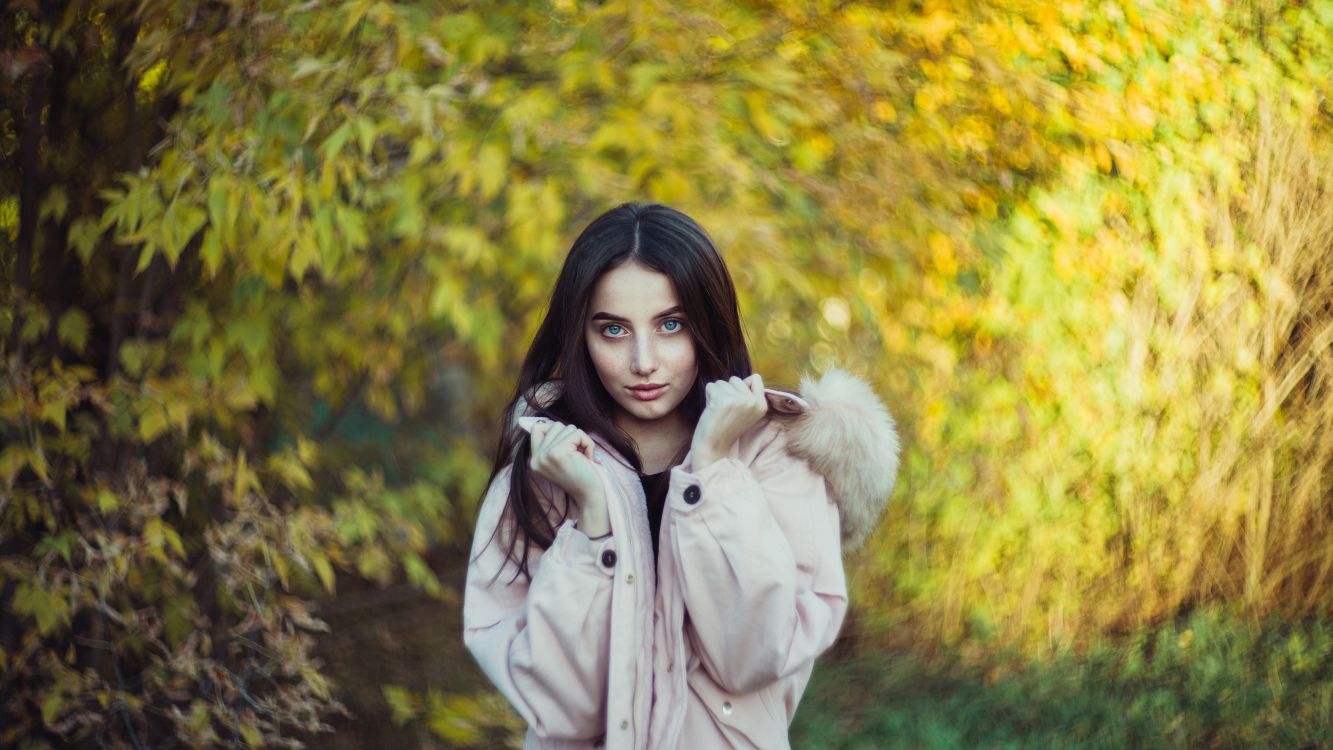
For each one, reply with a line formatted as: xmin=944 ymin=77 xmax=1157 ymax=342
xmin=585 ymin=260 xmax=698 ymax=427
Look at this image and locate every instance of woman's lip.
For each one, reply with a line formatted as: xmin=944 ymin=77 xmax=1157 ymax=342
xmin=628 ymin=384 xmax=667 ymax=401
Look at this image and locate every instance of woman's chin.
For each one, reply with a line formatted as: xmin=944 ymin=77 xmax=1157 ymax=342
xmin=615 ymin=397 xmax=681 ymax=424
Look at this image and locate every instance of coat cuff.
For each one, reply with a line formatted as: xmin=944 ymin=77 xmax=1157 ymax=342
xmin=544 ymin=519 xmax=618 ymax=578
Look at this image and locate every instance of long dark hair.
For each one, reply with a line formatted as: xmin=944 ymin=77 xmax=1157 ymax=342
xmin=485 ymin=202 xmax=752 ymax=578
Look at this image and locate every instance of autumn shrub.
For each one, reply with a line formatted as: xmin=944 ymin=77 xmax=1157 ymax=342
xmin=852 ymin=2 xmax=1333 ymax=651
xmin=3 ymin=0 xmax=1333 ymax=747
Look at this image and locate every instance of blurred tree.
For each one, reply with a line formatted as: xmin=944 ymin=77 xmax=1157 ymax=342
xmin=2 ymin=0 xmax=1332 ymax=746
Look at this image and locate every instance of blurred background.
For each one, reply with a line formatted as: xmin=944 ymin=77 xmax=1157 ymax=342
xmin=3 ymin=0 xmax=1332 ymax=747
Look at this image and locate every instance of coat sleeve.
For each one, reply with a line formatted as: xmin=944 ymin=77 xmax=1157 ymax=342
xmin=462 ymin=466 xmax=617 ymax=740
xmin=666 ymin=426 xmax=848 ymax=695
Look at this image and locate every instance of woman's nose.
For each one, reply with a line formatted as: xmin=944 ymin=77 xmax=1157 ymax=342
xmin=631 ymin=339 xmax=657 ymax=376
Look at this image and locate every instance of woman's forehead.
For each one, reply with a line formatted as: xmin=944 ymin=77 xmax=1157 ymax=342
xmin=589 ymin=261 xmax=681 ymax=317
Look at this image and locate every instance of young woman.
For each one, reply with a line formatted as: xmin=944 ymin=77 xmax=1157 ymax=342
xmin=463 ymin=203 xmax=899 ymax=749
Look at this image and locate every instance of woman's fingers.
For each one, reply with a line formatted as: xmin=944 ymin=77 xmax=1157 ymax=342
xmin=530 ymin=421 xmax=599 ymax=470
xmin=528 ymin=419 xmax=555 ymax=452
xmin=571 ymin=427 xmax=600 ymax=463
xmin=745 ymin=372 xmax=765 ymax=398
xmin=548 ymin=424 xmax=576 ymax=459
xmin=528 ymin=419 xmax=569 ymax=466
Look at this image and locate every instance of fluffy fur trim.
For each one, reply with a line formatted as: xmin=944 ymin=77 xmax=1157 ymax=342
xmin=786 ymin=368 xmax=900 ymax=549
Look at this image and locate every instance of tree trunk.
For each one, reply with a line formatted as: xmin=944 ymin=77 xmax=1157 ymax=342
xmin=12 ymin=49 xmax=49 ymax=356
xmin=106 ymin=22 xmax=143 ymax=379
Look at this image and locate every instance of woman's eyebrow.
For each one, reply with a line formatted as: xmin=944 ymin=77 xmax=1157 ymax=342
xmin=589 ymin=306 xmax=684 ymax=322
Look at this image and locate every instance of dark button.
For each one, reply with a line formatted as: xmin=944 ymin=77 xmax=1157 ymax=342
xmin=683 ymin=485 xmax=701 ymax=504
xmin=601 ymin=549 xmax=617 ymax=568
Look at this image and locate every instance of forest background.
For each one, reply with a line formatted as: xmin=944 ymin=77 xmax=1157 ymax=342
xmin=3 ymin=0 xmax=1333 ymax=747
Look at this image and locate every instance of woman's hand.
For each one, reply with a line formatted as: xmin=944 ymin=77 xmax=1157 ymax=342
xmin=690 ymin=374 xmax=768 ymax=470
xmin=528 ymin=420 xmax=610 ymax=536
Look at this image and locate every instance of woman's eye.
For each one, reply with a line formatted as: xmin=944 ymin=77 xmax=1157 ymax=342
xmin=603 ymin=324 xmax=625 ymax=337
xmin=661 ymin=319 xmax=683 ymax=333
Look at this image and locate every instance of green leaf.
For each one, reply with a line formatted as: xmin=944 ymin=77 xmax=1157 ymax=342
xmin=20 ymin=307 xmax=49 ymax=344
xmin=321 ymin=121 xmax=353 ymax=161
xmin=382 ymin=685 xmax=419 ymax=725
xmin=168 ymin=205 xmax=207 ymax=266
xmin=41 ymin=689 xmax=65 ymax=727
xmin=35 ymin=530 xmax=78 ymax=563
xmin=163 ymin=522 xmax=186 ymax=558
xmin=200 ymin=227 xmax=224 ymax=277
xmin=68 ymin=216 xmax=103 ymax=264
xmin=391 ymin=174 xmax=424 ymax=238
xmin=138 ymin=405 xmax=165 ymax=440
xmin=355 ymin=116 xmax=377 ymax=156
xmin=403 ymin=553 xmax=442 ymax=596
xmin=135 ymin=242 xmax=156 ymax=273
xmin=118 ymin=339 xmax=149 ymax=377
xmin=57 ymin=307 xmax=90 ymax=355
xmin=39 ymin=186 xmax=69 ymax=223
xmin=14 ymin=581 xmax=67 ymax=635
xmin=310 ymin=551 xmax=336 ymax=594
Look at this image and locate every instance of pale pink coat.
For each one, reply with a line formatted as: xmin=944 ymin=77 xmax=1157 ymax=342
xmin=463 ymin=369 xmax=899 ymax=749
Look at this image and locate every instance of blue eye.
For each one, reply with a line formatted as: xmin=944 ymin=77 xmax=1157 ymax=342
xmin=662 ymin=319 xmax=683 ymax=333
xmin=603 ymin=324 xmax=625 ymax=336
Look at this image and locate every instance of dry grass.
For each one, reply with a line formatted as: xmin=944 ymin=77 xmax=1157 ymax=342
xmin=1227 ymin=107 xmax=1333 ymax=614
xmin=1112 ymin=103 xmax=1333 ymax=629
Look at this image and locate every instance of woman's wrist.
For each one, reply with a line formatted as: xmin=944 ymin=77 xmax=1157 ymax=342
xmin=690 ymin=435 xmax=732 ymax=471
xmin=691 ymin=449 xmax=719 ymax=470
xmin=572 ymin=485 xmax=611 ymax=537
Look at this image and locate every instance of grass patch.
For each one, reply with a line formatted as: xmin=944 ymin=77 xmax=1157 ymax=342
xmin=793 ymin=610 xmax=1333 ymax=749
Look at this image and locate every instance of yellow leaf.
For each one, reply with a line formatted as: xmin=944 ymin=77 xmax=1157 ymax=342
xmin=929 ymin=232 xmax=957 ymax=277
xmin=0 ymin=445 xmax=27 ymax=481
xmin=311 ymin=551 xmax=336 ymax=594
xmin=39 ymin=399 xmax=67 ymax=432
xmin=139 ymin=407 xmax=168 ymax=442
xmin=274 ymin=554 xmax=290 ymax=589
xmin=97 ymin=489 xmax=119 ymax=514
xmin=144 ymin=517 xmax=166 ymax=550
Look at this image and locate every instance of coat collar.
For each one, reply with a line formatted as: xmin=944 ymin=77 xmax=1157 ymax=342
xmin=512 ymin=367 xmax=900 ymax=549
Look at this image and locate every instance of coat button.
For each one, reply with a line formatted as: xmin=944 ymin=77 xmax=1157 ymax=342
xmin=601 ymin=549 xmax=617 ymax=568
xmin=619 ymin=719 xmax=629 ymax=730
xmin=683 ymin=485 xmax=701 ymax=504
xmin=626 ymin=573 xmax=635 ymax=585
xmin=722 ymin=701 xmax=733 ymax=715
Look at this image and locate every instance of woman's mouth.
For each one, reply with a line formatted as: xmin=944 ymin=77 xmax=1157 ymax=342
xmin=628 ymin=384 xmax=667 ymax=401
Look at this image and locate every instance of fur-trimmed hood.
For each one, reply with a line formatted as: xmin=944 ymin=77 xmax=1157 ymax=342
xmin=781 ymin=368 xmax=900 ymax=549
xmin=513 ymin=368 xmax=900 ymax=549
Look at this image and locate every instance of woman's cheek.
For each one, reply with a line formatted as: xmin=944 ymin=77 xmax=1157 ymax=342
xmin=586 ymin=335 xmax=616 ymax=376
xmin=668 ymin=335 xmax=698 ymax=375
